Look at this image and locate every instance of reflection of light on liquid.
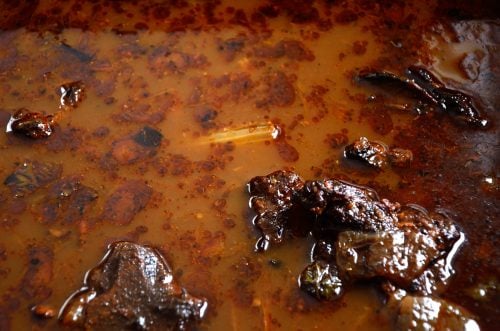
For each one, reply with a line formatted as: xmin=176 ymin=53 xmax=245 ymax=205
xmin=483 ymin=177 xmax=493 ymax=185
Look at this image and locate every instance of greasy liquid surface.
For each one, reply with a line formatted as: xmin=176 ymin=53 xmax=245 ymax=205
xmin=0 ymin=1 xmax=498 ymax=330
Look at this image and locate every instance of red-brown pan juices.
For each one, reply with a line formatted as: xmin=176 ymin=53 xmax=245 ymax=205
xmin=0 ymin=1 xmax=497 ymax=330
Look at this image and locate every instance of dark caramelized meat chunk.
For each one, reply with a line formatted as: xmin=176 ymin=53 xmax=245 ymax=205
xmin=344 ymin=137 xmax=413 ymax=169
xmin=358 ymin=66 xmax=489 ymax=127
xmin=344 ymin=136 xmax=388 ymax=168
xmin=396 ymin=206 xmax=461 ymax=251
xmin=6 ymin=108 xmax=54 ymax=139
xmin=406 ymin=66 xmax=488 ymax=127
xmin=247 ymin=171 xmax=465 ymax=308
xmin=300 ymin=178 xmax=399 ymax=232
xmin=59 ymin=81 xmax=85 ymax=109
xmin=59 ymin=241 xmax=208 ymax=331
xmin=247 ymin=170 xmax=305 ymax=251
xmin=4 ymin=160 xmax=62 ymax=197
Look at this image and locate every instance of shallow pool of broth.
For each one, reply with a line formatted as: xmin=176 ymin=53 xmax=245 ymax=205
xmin=0 ymin=1 xmax=498 ymax=330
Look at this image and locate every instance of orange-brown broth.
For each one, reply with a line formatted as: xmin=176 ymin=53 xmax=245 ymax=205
xmin=0 ymin=1 xmax=498 ymax=330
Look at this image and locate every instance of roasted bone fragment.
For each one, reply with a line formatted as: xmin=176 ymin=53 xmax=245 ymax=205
xmin=357 ymin=66 xmax=488 ymax=127
xmin=247 ymin=170 xmax=305 ymax=251
xmin=6 ymin=108 xmax=54 ymax=139
xmin=344 ymin=137 xmax=413 ymax=169
xmin=59 ymin=241 xmax=208 ymax=331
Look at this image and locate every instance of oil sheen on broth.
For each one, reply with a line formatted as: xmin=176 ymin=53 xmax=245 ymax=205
xmin=0 ymin=1 xmax=498 ymax=330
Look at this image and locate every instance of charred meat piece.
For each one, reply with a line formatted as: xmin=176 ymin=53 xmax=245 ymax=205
xmin=4 ymin=160 xmax=62 ymax=197
xmin=300 ymin=178 xmax=399 ymax=232
xmin=396 ymin=206 xmax=461 ymax=251
xmin=247 ymin=171 xmax=465 ymax=306
xmin=299 ymin=260 xmax=343 ymax=301
xmin=5 ymin=108 xmax=54 ymax=139
xmin=59 ymin=241 xmax=208 ymax=331
xmin=59 ymin=81 xmax=85 ymax=109
xmin=317 ymin=205 xmax=462 ymax=295
xmin=247 ymin=170 xmax=305 ymax=251
xmin=344 ymin=136 xmax=388 ymax=168
xmin=344 ymin=137 xmax=413 ymax=169
xmin=357 ymin=66 xmax=488 ymax=127
xmin=406 ymin=66 xmax=488 ymax=127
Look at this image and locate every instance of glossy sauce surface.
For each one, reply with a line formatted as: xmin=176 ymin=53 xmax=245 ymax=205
xmin=0 ymin=1 xmax=498 ymax=330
